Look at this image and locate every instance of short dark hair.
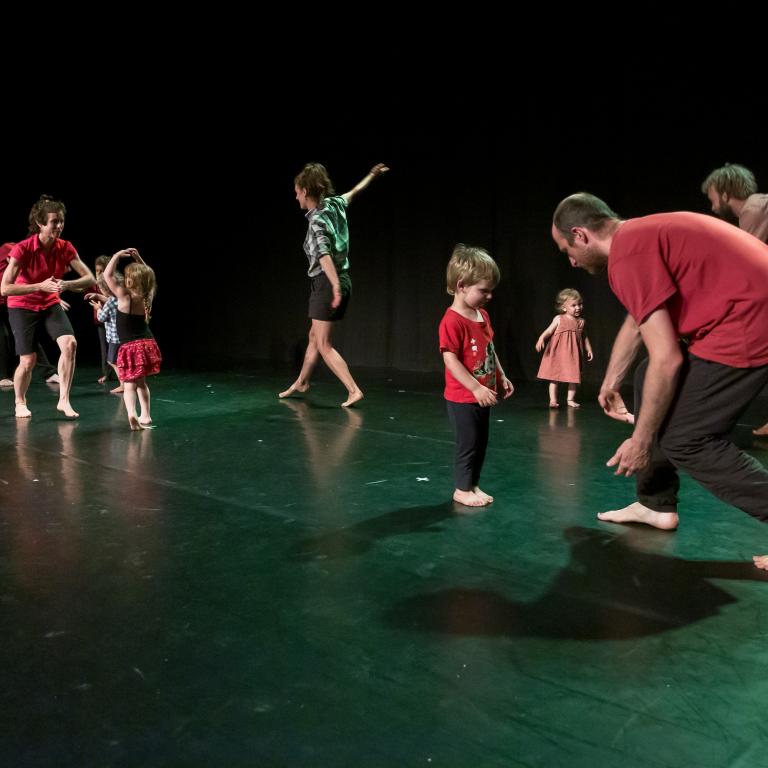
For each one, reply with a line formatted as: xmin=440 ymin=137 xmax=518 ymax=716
xmin=553 ymin=193 xmax=619 ymax=244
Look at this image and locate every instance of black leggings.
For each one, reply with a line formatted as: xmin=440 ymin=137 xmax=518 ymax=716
xmin=446 ymin=401 xmax=490 ymax=491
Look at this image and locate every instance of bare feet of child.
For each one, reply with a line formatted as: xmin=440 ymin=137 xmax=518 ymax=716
xmin=341 ymin=389 xmax=364 ymax=408
xmin=15 ymin=402 xmax=31 ymax=418
xmin=139 ymin=417 xmax=153 ymax=429
xmin=453 ymin=489 xmax=489 ymax=507
xmin=473 ymin=486 xmax=494 ymax=503
xmin=567 ymin=400 xmax=581 ymax=408
xmin=129 ymin=415 xmax=141 ymax=431
xmin=279 ymin=381 xmax=309 ymax=399
xmin=753 ymin=555 xmax=768 ymax=570
xmin=0 ymin=378 xmax=13 ymax=388
xmin=597 ymin=501 xmax=678 ymax=530
xmin=753 ymin=422 xmax=768 ymax=436
xmin=549 ymin=401 xmax=559 ymax=409
xmin=46 ymin=374 xmax=60 ymax=384
xmin=110 ymin=386 xmax=124 ymax=395
xmin=97 ymin=375 xmax=106 ymax=385
xmin=57 ymin=401 xmax=79 ymax=418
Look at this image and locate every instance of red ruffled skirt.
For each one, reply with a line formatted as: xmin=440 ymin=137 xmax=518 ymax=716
xmin=116 ymin=339 xmax=162 ymax=382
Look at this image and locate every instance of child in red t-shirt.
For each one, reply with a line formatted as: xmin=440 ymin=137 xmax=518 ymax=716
xmin=438 ymin=245 xmax=513 ymax=508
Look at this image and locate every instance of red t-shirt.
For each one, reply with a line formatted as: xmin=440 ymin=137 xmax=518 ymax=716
xmin=439 ymin=307 xmax=497 ymax=403
xmin=6 ymin=235 xmax=78 ymax=311
xmin=609 ymin=212 xmax=768 ymax=368
xmin=0 ymin=242 xmax=14 ymax=307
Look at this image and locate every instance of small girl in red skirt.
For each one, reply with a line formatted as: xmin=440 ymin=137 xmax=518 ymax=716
xmin=103 ymin=248 xmax=162 ymax=430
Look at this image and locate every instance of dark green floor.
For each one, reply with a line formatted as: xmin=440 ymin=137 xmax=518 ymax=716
xmin=2 ymin=367 xmax=768 ymax=767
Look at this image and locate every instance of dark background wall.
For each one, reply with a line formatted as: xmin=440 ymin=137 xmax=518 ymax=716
xmin=3 ymin=67 xmax=762 ymax=382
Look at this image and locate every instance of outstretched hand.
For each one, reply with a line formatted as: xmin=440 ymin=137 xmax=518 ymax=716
xmin=606 ymin=437 xmax=650 ymax=476
xmin=370 ymin=163 xmax=389 ymax=177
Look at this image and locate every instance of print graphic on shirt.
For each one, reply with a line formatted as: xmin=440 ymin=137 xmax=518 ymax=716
xmin=473 ymin=339 xmax=497 ymax=387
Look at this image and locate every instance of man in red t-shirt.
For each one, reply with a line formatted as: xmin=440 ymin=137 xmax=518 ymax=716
xmin=1 ymin=197 xmax=95 ymax=419
xmin=552 ymin=192 xmax=768 ymax=570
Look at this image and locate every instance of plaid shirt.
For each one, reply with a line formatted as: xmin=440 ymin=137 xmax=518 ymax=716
xmin=97 ymin=297 xmax=119 ymax=343
xmin=304 ymin=195 xmax=350 ymax=277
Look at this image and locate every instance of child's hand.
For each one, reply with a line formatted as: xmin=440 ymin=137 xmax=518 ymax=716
xmin=587 ymin=350 xmax=594 ymax=361
xmin=473 ymin=385 xmax=498 ymax=407
xmin=330 ymin=287 xmax=342 ymax=309
xmin=535 ymin=338 xmax=545 ymax=352
xmin=500 ymin=376 xmax=514 ymax=399
xmin=60 ymin=299 xmax=71 ymax=312
xmin=84 ymin=292 xmax=105 ymax=304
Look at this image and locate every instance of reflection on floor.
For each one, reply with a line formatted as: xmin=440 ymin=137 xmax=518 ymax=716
xmin=2 ymin=367 xmax=768 ymax=766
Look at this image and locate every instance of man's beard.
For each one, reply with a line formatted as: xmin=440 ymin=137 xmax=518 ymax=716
xmin=713 ymin=200 xmax=739 ymax=225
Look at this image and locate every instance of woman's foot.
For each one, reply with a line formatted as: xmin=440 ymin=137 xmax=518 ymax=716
xmin=453 ymin=489 xmax=490 ymax=507
xmin=549 ymin=401 xmax=559 ymax=409
xmin=342 ymin=389 xmax=364 ymax=408
xmin=279 ymin=381 xmax=309 ymax=399
xmin=472 ymin=486 xmax=494 ymax=504
xmin=567 ymin=400 xmax=581 ymax=408
xmin=57 ymin=401 xmax=79 ymax=419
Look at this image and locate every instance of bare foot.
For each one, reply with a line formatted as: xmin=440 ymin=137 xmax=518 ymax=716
xmin=473 ymin=486 xmax=494 ymax=503
xmin=128 ymin=415 xmax=141 ymax=431
xmin=0 ymin=378 xmax=13 ymax=388
xmin=341 ymin=389 xmax=364 ymax=408
xmin=567 ymin=400 xmax=581 ymax=409
xmin=453 ymin=489 xmax=488 ymax=507
xmin=279 ymin=381 xmax=309 ymax=399
xmin=753 ymin=555 xmax=768 ymax=570
xmin=139 ymin=417 xmax=153 ymax=427
xmin=597 ymin=501 xmax=679 ymax=530
xmin=15 ymin=403 xmax=31 ymax=418
xmin=549 ymin=401 xmax=559 ymax=409
xmin=97 ymin=375 xmax=106 ymax=385
xmin=46 ymin=374 xmax=60 ymax=384
xmin=110 ymin=386 xmax=124 ymax=395
xmin=57 ymin=402 xmax=79 ymax=418
xmin=753 ymin=423 xmax=768 ymax=436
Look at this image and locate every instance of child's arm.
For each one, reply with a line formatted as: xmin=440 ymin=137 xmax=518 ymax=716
xmin=584 ymin=333 xmax=594 ymax=361
xmin=341 ymin=163 xmax=389 ymax=205
xmin=535 ymin=316 xmax=560 ymax=352
xmin=494 ymin=353 xmax=514 ymax=399
xmin=128 ymin=248 xmax=147 ymax=266
xmin=443 ymin=351 xmax=497 ymax=406
xmin=96 ymin=297 xmax=115 ymax=323
xmin=103 ymin=250 xmax=132 ymax=298
xmin=318 ymin=255 xmax=343 ymax=308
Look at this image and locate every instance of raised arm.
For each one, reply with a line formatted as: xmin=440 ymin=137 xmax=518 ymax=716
xmin=103 ymin=249 xmax=133 ymax=298
xmin=341 ymin=163 xmax=389 ymax=205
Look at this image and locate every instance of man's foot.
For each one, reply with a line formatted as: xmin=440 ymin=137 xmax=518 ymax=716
xmin=753 ymin=423 xmax=768 ymax=436
xmin=597 ymin=501 xmax=678 ymax=530
xmin=128 ymin=415 xmax=141 ymax=431
xmin=549 ymin=401 xmax=559 ymax=409
xmin=45 ymin=374 xmax=60 ymax=384
xmin=110 ymin=386 xmax=124 ymax=395
xmin=15 ymin=403 xmax=31 ymax=418
xmin=57 ymin=402 xmax=79 ymax=418
xmin=97 ymin=375 xmax=106 ymax=385
xmin=453 ymin=489 xmax=489 ymax=507
xmin=567 ymin=400 xmax=581 ymax=408
xmin=0 ymin=378 xmax=13 ymax=388
xmin=278 ymin=381 xmax=309 ymax=399
xmin=753 ymin=555 xmax=768 ymax=570
xmin=341 ymin=389 xmax=364 ymax=408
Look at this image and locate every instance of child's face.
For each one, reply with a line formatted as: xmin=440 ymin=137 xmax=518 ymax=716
xmin=295 ymin=185 xmax=311 ymax=210
xmin=563 ymin=297 xmax=583 ymax=317
xmin=459 ymin=279 xmax=495 ymax=309
xmin=95 ymin=265 xmax=103 ymax=280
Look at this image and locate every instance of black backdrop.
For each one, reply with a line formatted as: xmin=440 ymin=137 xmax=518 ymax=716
xmin=3 ymin=69 xmax=762 ymax=383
